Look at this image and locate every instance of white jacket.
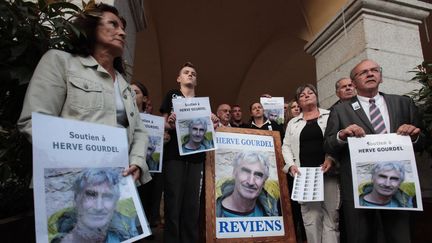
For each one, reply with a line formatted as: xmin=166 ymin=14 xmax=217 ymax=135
xmin=282 ymin=108 xmax=330 ymax=173
xmin=18 ymin=49 xmax=151 ymax=183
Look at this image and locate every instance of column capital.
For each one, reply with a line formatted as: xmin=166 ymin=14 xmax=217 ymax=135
xmin=305 ymin=0 xmax=431 ymax=56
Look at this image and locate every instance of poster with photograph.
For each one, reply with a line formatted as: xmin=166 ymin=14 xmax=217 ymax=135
xmin=291 ymin=167 xmax=324 ymax=202
xmin=260 ymin=97 xmax=284 ymax=125
xmin=172 ymin=97 xmax=216 ymax=155
xmin=32 ymin=113 xmax=151 ymax=243
xmin=348 ymin=133 xmax=423 ymax=211
xmin=214 ymin=132 xmax=284 ymax=239
xmin=139 ymin=113 xmax=164 ymax=173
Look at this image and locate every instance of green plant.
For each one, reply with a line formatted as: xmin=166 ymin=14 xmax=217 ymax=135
xmin=0 ymin=0 xmax=88 ymax=218
xmin=410 ymin=61 xmax=432 ymax=153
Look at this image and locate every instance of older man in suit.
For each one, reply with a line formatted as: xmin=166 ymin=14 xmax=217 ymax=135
xmin=324 ymin=59 xmax=422 ymax=243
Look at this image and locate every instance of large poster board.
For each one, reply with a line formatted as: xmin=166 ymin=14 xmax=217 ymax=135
xmin=348 ymin=133 xmax=423 ymax=211
xmin=32 ymin=113 xmax=150 ymax=243
xmin=205 ymin=127 xmax=296 ymax=242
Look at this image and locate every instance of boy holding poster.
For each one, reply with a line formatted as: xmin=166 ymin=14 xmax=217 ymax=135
xmin=160 ymin=62 xmax=217 ymax=243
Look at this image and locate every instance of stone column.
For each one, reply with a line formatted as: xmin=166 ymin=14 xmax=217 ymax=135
xmin=305 ymin=0 xmax=431 ymax=108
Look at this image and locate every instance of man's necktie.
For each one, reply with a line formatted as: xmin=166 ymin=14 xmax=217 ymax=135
xmin=369 ymin=98 xmax=387 ymax=134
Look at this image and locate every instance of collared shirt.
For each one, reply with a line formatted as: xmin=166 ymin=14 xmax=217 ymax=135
xmin=337 ymin=94 xmax=391 ymax=144
xmin=357 ymin=94 xmax=390 ymax=132
xmin=251 ymin=119 xmax=272 ymax=130
xmin=218 ymin=122 xmax=231 ymax=127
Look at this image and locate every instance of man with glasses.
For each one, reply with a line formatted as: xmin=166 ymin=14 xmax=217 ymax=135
xmin=324 ymin=59 xmax=422 ymax=243
xmin=216 ymin=104 xmax=232 ymax=127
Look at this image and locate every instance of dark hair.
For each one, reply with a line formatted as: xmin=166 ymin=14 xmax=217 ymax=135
xmin=70 ymin=3 xmax=126 ymax=73
xmin=249 ymin=102 xmax=268 ymax=123
xmin=249 ymin=102 xmax=262 ymax=112
xmin=132 ymin=82 xmax=149 ymax=97
xmin=295 ymin=84 xmax=320 ymax=107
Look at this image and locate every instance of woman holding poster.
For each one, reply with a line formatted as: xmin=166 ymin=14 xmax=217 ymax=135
xmin=17 ymin=3 xmax=151 ymax=184
xmin=281 ymin=84 xmax=339 ymax=243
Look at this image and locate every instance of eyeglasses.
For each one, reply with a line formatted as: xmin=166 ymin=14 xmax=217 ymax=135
xmin=353 ymin=67 xmax=382 ymax=78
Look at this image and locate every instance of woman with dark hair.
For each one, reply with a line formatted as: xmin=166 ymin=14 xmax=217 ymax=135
xmin=282 ymin=84 xmax=339 ymax=243
xmin=18 ymin=3 xmax=151 ymax=184
xmin=131 ymin=82 xmax=149 ymax=112
xmin=248 ymin=102 xmax=285 ymax=141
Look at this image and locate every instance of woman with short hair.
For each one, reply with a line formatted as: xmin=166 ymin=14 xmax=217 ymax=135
xmin=282 ymin=84 xmax=340 ymax=243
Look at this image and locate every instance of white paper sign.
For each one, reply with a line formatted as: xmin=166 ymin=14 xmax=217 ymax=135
xmin=172 ymin=97 xmax=216 ymax=155
xmin=348 ymin=134 xmax=422 ymax=211
xmin=291 ymin=167 xmax=324 ymax=202
xmin=140 ymin=113 xmax=164 ymax=173
xmin=214 ymin=132 xmax=284 ymax=238
xmin=260 ymin=97 xmax=285 ymax=125
xmin=32 ymin=113 xmax=151 ymax=243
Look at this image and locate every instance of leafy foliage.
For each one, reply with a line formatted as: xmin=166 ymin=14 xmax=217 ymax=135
xmin=0 ymin=0 xmax=90 ymax=218
xmin=410 ymin=62 xmax=432 ymax=153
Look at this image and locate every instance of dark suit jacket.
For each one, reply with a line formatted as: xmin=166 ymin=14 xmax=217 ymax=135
xmin=324 ymin=93 xmax=422 ymax=201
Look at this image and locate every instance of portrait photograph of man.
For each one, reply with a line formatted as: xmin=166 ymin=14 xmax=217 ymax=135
xmin=264 ymin=109 xmax=284 ymax=125
xmin=213 ymin=132 xmax=287 ymax=239
xmin=178 ymin=117 xmax=215 ymax=155
xmin=44 ymin=168 xmax=145 ymax=243
xmin=216 ymin=151 xmax=280 ymax=217
xmin=356 ymin=161 xmax=418 ymax=209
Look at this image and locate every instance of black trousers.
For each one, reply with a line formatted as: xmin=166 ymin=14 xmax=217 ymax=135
xmin=343 ymin=199 xmax=411 ymax=243
xmin=138 ymin=172 xmax=163 ymax=226
xmin=163 ymin=159 xmax=203 ymax=243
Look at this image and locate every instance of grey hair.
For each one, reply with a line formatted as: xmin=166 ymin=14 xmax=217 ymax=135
xmin=350 ymin=59 xmax=382 ymax=80
xmin=266 ymin=109 xmax=279 ymax=116
xmin=335 ymin=77 xmax=350 ymax=90
xmin=233 ymin=151 xmax=270 ymax=179
xmin=371 ymin=161 xmax=405 ymax=182
xmin=189 ymin=118 xmax=208 ymax=132
xmin=73 ymin=168 xmax=121 ymax=201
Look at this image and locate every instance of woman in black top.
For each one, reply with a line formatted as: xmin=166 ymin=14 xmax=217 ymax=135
xmin=248 ymin=102 xmax=285 ymax=142
xmin=281 ymin=84 xmax=339 ymax=243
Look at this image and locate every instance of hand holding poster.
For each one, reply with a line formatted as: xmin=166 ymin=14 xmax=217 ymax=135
xmin=139 ymin=113 xmax=164 ymax=173
xmin=260 ymin=97 xmax=284 ymax=125
xmin=32 ymin=113 xmax=150 ymax=243
xmin=348 ymin=133 xmax=422 ymax=211
xmin=172 ymin=97 xmax=216 ymax=155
